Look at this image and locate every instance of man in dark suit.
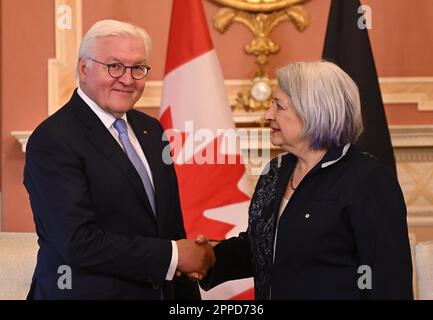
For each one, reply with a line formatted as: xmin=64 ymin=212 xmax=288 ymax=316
xmin=24 ymin=19 xmax=214 ymax=300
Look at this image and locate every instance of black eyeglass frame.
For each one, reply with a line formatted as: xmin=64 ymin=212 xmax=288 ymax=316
xmin=88 ymin=57 xmax=151 ymax=80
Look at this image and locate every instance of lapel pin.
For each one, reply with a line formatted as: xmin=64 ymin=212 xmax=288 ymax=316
xmin=143 ymin=130 xmax=148 ymax=134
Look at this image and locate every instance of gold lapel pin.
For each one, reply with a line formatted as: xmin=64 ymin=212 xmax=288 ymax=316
xmin=143 ymin=130 xmax=148 ymax=134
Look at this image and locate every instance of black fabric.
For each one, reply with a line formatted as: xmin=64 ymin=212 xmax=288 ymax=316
xmin=323 ymin=0 xmax=396 ymax=174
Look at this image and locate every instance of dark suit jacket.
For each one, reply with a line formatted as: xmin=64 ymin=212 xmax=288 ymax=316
xmin=24 ymin=90 xmax=199 ymax=300
xmin=202 ymin=145 xmax=413 ymax=300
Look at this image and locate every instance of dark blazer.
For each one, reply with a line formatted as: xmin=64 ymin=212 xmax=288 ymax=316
xmin=24 ymin=90 xmax=199 ymax=300
xmin=202 ymin=144 xmax=413 ymax=300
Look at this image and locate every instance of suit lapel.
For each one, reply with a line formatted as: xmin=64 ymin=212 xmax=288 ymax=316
xmin=70 ymin=92 xmax=156 ymax=219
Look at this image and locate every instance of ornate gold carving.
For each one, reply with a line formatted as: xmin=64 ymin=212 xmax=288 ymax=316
xmin=209 ymin=0 xmax=305 ymax=13
xmin=209 ymin=0 xmax=309 ymax=112
xmin=211 ymin=3 xmax=309 ymax=66
xmin=234 ymin=76 xmax=273 ymax=114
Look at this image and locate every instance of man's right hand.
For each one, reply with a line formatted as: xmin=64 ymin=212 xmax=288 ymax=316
xmin=176 ymin=238 xmax=215 ymax=279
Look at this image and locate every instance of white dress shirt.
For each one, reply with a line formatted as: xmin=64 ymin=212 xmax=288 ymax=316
xmin=77 ymin=87 xmax=178 ymax=281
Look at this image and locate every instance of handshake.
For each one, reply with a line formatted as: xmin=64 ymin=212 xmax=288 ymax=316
xmin=176 ymin=235 xmax=217 ymax=281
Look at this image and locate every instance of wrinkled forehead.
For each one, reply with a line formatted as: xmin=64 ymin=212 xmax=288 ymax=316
xmin=91 ymin=36 xmax=147 ymax=63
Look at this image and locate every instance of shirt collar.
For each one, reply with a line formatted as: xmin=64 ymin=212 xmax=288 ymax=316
xmin=280 ymin=143 xmax=351 ymax=170
xmin=321 ymin=143 xmax=351 ymax=168
xmin=77 ymin=87 xmax=127 ymax=129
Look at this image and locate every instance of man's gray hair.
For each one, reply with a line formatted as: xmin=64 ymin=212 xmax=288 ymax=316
xmin=78 ymin=19 xmax=152 ymax=60
xmin=276 ymin=61 xmax=363 ymax=149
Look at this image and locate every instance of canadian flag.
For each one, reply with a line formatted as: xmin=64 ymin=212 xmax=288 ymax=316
xmin=160 ymin=0 xmax=254 ymax=300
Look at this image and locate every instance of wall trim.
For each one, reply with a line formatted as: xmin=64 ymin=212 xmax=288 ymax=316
xmin=11 ymin=131 xmax=31 ymax=153
xmin=391 ymin=125 xmax=433 ymax=148
xmin=408 ymin=207 xmax=433 ymax=227
xmin=11 ymin=125 xmax=433 ymax=155
xmin=48 ymin=0 xmax=82 ymax=115
xmin=380 ymin=77 xmax=433 ymax=111
xmin=0 ymin=192 xmax=2 ymax=231
xmin=135 ymin=77 xmax=433 ymax=112
xmin=408 ymin=218 xmax=433 ymax=227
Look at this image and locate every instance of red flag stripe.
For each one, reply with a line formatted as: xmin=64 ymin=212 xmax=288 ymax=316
xmin=230 ymin=288 xmax=255 ymax=300
xmin=161 ymin=0 xmax=254 ymax=300
xmin=164 ymin=0 xmax=214 ymax=76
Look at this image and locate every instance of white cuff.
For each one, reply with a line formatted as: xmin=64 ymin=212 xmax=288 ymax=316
xmin=165 ymin=240 xmax=178 ymax=280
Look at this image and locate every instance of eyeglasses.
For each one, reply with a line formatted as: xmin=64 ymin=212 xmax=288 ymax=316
xmin=88 ymin=58 xmax=151 ymax=80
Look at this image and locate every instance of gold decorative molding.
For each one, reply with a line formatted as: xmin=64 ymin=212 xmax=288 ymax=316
xmin=212 ymin=7 xmax=309 ymax=66
xmin=209 ymin=0 xmax=309 ymax=67
xmin=209 ymin=0 xmax=307 ymax=13
xmin=208 ymin=0 xmax=309 ymax=113
xmin=48 ymin=0 xmax=82 ymax=115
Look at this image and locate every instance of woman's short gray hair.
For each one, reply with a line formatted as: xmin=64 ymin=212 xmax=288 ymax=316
xmin=276 ymin=61 xmax=363 ymax=149
xmin=78 ymin=19 xmax=152 ymax=60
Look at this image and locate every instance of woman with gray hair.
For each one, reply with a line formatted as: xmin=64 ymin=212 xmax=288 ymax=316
xmin=200 ymin=61 xmax=413 ymax=300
